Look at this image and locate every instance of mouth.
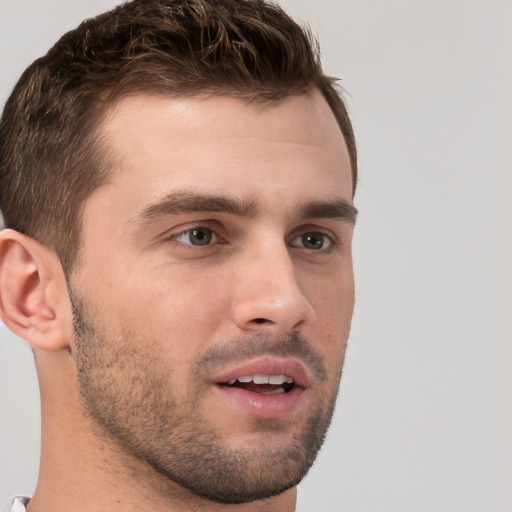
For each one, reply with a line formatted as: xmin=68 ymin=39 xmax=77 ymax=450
xmin=220 ymin=374 xmax=296 ymax=395
xmin=212 ymin=357 xmax=308 ymax=418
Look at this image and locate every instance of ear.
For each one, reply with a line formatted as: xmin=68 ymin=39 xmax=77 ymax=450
xmin=0 ymin=229 xmax=73 ymax=350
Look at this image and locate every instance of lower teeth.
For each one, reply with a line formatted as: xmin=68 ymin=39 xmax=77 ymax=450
xmin=260 ymin=388 xmax=285 ymax=395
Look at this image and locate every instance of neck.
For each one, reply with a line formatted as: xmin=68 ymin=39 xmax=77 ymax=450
xmin=27 ymin=350 xmax=297 ymax=512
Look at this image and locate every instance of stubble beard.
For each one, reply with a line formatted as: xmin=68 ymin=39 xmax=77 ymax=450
xmin=69 ymin=291 xmax=346 ymax=504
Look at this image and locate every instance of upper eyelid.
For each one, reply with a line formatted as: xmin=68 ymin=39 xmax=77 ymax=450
xmin=170 ymin=225 xmax=214 ymax=237
xmin=168 ymin=225 xmax=223 ymax=244
xmin=164 ymin=220 xmax=221 ymax=238
xmin=289 ymin=225 xmax=338 ymax=242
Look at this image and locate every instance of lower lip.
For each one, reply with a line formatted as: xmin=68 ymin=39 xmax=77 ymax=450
xmin=215 ymin=385 xmax=305 ymax=418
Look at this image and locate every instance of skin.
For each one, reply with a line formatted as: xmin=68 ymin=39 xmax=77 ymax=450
xmin=0 ymin=90 xmax=355 ymax=512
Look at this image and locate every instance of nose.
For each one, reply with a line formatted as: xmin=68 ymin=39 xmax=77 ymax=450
xmin=231 ymin=240 xmax=315 ymax=336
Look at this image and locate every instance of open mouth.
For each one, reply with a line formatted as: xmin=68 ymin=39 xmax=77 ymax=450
xmin=214 ymin=364 xmax=306 ymax=417
xmin=221 ymin=374 xmax=295 ymax=395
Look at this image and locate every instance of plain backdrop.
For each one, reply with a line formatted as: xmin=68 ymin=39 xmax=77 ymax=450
xmin=0 ymin=1 xmax=511 ymax=511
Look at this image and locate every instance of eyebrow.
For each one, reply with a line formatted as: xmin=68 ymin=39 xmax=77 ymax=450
xmin=135 ymin=191 xmax=357 ymax=225
xmin=137 ymin=191 xmax=258 ymax=222
xmin=300 ymin=199 xmax=358 ymax=224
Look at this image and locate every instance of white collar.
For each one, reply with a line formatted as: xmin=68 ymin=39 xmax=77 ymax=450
xmin=9 ymin=496 xmax=29 ymax=512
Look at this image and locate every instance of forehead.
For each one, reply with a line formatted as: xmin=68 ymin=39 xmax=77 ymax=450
xmin=88 ymin=91 xmax=352 ymax=222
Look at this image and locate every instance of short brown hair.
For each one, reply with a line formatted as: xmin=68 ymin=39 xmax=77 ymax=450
xmin=0 ymin=0 xmax=357 ymax=272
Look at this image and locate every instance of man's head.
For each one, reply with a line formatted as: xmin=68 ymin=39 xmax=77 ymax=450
xmin=0 ymin=0 xmax=357 ymax=274
xmin=0 ymin=1 xmax=357 ymax=509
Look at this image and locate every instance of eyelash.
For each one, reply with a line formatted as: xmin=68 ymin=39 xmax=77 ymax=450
xmin=169 ymin=226 xmax=223 ymax=246
xmin=167 ymin=225 xmax=336 ymax=253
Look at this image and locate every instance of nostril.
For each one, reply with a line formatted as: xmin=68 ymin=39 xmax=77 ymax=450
xmin=252 ymin=318 xmax=268 ymax=324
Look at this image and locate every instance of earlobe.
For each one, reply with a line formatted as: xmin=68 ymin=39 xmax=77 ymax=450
xmin=0 ymin=229 xmax=72 ymax=350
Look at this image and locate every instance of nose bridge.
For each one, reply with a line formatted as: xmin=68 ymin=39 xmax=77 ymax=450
xmin=231 ymin=235 xmax=314 ymax=333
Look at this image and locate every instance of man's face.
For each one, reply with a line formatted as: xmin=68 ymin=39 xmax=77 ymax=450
xmin=69 ymin=91 xmax=355 ymax=503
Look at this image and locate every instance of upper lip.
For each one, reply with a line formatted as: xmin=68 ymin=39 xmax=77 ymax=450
xmin=213 ymin=356 xmax=310 ymax=388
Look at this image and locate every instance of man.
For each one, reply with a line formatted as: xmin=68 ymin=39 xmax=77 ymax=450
xmin=0 ymin=0 xmax=357 ymax=510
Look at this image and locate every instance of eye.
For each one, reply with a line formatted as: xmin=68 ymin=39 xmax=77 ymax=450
xmin=290 ymin=231 xmax=332 ymax=251
xmin=170 ymin=227 xmax=218 ymax=246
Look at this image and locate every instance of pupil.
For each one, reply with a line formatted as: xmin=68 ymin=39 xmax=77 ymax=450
xmin=191 ymin=228 xmax=212 ymax=245
xmin=303 ymin=233 xmax=323 ymax=249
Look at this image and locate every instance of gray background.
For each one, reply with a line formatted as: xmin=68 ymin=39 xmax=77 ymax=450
xmin=1 ymin=1 xmax=511 ymax=511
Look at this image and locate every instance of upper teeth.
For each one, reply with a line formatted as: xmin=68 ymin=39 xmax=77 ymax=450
xmin=228 ymin=374 xmax=294 ymax=385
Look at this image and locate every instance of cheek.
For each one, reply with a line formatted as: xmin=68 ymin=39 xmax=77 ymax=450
xmin=114 ymin=265 xmax=231 ymax=359
xmin=305 ymin=268 xmax=354 ymax=349
xmin=303 ymin=259 xmax=354 ymax=309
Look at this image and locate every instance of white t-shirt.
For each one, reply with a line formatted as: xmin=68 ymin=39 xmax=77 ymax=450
xmin=7 ymin=497 xmax=29 ymax=512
